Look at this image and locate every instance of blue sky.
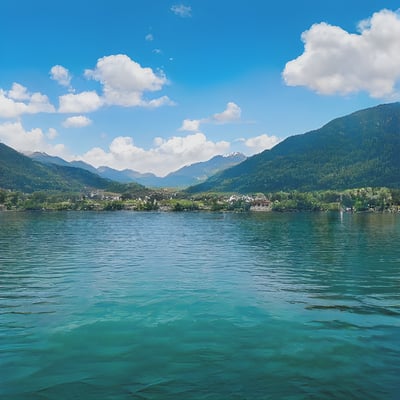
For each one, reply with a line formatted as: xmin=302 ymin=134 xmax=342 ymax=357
xmin=1 ymin=0 xmax=400 ymax=176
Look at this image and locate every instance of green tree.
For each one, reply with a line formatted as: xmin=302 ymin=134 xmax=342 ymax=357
xmin=0 ymin=190 xmax=6 ymax=203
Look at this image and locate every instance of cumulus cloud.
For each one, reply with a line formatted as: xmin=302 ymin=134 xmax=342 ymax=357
xmin=212 ymin=102 xmax=241 ymax=124
xmin=62 ymin=115 xmax=92 ymax=128
xmin=58 ymin=91 xmax=103 ymax=113
xmin=0 ymin=84 xmax=55 ymax=118
xmin=7 ymin=83 xmax=30 ymax=101
xmin=283 ymin=9 xmax=400 ymax=98
xmin=179 ymin=102 xmax=242 ymax=132
xmin=243 ymin=134 xmax=280 ymax=154
xmin=84 ymin=54 xmax=172 ymax=108
xmin=80 ymin=132 xmax=230 ymax=176
xmin=50 ymin=65 xmax=72 ymax=88
xmin=179 ymin=118 xmax=201 ymax=132
xmin=55 ymin=55 xmax=172 ymax=113
xmin=0 ymin=121 xmax=67 ymax=157
xmin=145 ymin=33 xmax=154 ymax=41
xmin=171 ymin=4 xmax=192 ymax=18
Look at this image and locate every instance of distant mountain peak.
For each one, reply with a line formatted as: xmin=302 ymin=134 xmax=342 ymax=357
xmin=223 ymin=152 xmax=245 ymax=158
xmin=24 ymin=151 xmax=47 ymax=156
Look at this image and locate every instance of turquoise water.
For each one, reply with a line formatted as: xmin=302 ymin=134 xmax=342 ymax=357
xmin=0 ymin=211 xmax=399 ymax=399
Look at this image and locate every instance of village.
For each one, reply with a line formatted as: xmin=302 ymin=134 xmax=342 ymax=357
xmin=1 ymin=187 xmax=399 ymax=213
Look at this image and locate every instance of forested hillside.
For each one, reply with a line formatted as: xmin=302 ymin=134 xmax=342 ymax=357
xmin=189 ymin=103 xmax=400 ymax=193
xmin=0 ymin=143 xmax=142 ymax=193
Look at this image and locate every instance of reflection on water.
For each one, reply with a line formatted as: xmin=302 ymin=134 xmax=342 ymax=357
xmin=0 ymin=211 xmax=399 ymax=399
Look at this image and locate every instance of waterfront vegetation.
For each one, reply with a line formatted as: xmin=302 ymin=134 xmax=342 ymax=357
xmin=1 ymin=186 xmax=399 ymax=213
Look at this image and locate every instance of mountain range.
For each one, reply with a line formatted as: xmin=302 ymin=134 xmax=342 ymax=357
xmin=2 ymin=102 xmax=400 ymax=194
xmin=27 ymin=152 xmax=247 ymax=188
xmin=188 ymin=102 xmax=400 ymax=193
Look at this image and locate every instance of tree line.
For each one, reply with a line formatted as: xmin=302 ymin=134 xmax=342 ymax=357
xmin=1 ymin=187 xmax=400 ymax=212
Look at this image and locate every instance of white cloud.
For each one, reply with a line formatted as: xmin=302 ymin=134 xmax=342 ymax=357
xmin=283 ymin=9 xmax=400 ymax=98
xmin=243 ymin=134 xmax=280 ymax=154
xmin=8 ymin=83 xmax=30 ymax=100
xmin=179 ymin=102 xmax=242 ymax=132
xmin=212 ymin=102 xmax=241 ymax=124
xmin=50 ymin=65 xmax=72 ymax=88
xmin=84 ymin=54 xmax=172 ymax=108
xmin=0 ymin=90 xmax=26 ymax=118
xmin=47 ymin=128 xmax=58 ymax=139
xmin=147 ymin=96 xmax=175 ymax=108
xmin=179 ymin=118 xmax=201 ymax=132
xmin=145 ymin=33 xmax=154 ymax=41
xmin=80 ymin=132 xmax=230 ymax=176
xmin=171 ymin=4 xmax=192 ymax=18
xmin=0 ymin=84 xmax=55 ymax=118
xmin=0 ymin=121 xmax=67 ymax=157
xmin=58 ymin=91 xmax=103 ymax=113
xmin=29 ymin=93 xmax=56 ymax=114
xmin=56 ymin=55 xmax=172 ymax=113
xmin=62 ymin=115 xmax=92 ymax=128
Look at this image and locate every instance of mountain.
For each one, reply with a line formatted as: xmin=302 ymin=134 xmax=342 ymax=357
xmin=27 ymin=152 xmax=99 ymax=174
xmin=159 ymin=153 xmax=247 ymax=188
xmin=96 ymin=166 xmax=161 ymax=186
xmin=188 ymin=103 xmax=400 ymax=193
xmin=29 ymin=152 xmax=247 ymax=188
xmin=0 ymin=143 xmax=139 ymax=193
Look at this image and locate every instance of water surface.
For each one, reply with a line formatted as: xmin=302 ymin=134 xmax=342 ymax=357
xmin=1 ymin=211 xmax=399 ymax=399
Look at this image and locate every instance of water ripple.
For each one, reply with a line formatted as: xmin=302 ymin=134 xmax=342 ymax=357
xmin=1 ymin=211 xmax=399 ymax=399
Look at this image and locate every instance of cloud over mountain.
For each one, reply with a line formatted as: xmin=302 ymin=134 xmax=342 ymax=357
xmin=243 ymin=134 xmax=280 ymax=154
xmin=81 ymin=132 xmax=229 ymax=176
xmin=0 ymin=121 xmax=66 ymax=156
xmin=0 ymin=84 xmax=55 ymax=118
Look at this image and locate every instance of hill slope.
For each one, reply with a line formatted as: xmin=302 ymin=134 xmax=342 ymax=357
xmin=189 ymin=103 xmax=400 ymax=193
xmin=0 ymin=143 xmax=137 ymax=193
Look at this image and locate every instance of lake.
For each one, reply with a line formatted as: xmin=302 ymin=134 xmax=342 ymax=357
xmin=0 ymin=211 xmax=399 ymax=399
